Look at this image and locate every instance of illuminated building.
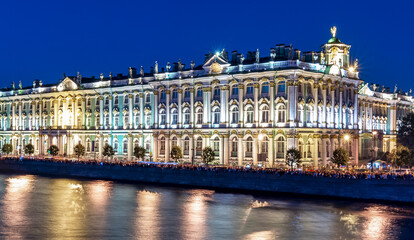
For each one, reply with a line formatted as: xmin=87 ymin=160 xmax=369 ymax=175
xmin=0 ymin=27 xmax=412 ymax=168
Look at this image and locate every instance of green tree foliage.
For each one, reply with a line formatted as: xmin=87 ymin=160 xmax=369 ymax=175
xmin=2 ymin=143 xmax=13 ymax=155
xmin=134 ymin=146 xmax=146 ymax=161
xmin=24 ymin=143 xmax=35 ymax=155
xmin=48 ymin=145 xmax=59 ymax=157
xmin=331 ymin=148 xmax=349 ymax=168
xmin=74 ymin=143 xmax=85 ymax=160
xmin=103 ymin=144 xmax=115 ymax=160
xmin=201 ymin=147 xmax=215 ymax=165
xmin=170 ymin=145 xmax=183 ymax=162
xmin=285 ymin=148 xmax=302 ymax=169
xmin=388 ymin=145 xmax=412 ymax=168
xmin=397 ymin=112 xmax=414 ymax=164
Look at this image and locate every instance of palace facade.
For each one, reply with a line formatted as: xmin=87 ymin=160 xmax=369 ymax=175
xmin=0 ymin=27 xmax=413 ymax=168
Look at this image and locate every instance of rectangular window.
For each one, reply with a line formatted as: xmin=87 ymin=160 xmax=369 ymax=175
xmin=247 ymin=86 xmax=253 ymax=94
xmin=184 ymin=90 xmax=190 ymax=98
xmin=232 ymin=87 xmax=239 ymax=96
xmin=262 ymin=85 xmax=269 ymax=94
xmin=197 ymin=89 xmax=203 ymax=98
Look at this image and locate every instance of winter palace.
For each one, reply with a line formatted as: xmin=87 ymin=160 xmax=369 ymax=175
xmin=0 ymin=27 xmax=413 ymax=168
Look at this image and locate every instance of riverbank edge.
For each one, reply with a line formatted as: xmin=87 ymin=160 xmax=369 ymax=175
xmin=1 ymin=159 xmax=414 ymax=204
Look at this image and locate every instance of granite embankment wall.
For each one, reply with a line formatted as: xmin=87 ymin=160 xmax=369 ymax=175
xmin=1 ymin=159 xmax=414 ymax=203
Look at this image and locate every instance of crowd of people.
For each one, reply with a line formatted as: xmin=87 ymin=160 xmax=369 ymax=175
xmin=2 ymin=156 xmax=414 ymax=180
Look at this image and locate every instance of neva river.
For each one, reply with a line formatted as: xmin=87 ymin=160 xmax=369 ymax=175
xmin=0 ymin=173 xmax=413 ymax=239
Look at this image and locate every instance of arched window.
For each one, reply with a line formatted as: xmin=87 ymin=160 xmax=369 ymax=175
xmin=95 ymin=140 xmax=99 ymax=153
xmin=306 ymin=141 xmax=312 ymax=158
xmin=278 ymin=81 xmax=285 ymax=93
xmin=172 ymin=90 xmax=178 ymax=99
xmin=113 ymin=139 xmax=119 ymax=153
xmin=146 ymin=94 xmax=151 ymax=103
xmin=231 ymin=137 xmax=238 ymax=157
xmin=196 ymin=137 xmax=202 ymax=156
xmin=213 ymin=108 xmax=220 ymax=124
xmin=231 ymin=107 xmax=239 ymax=124
xmin=298 ymin=141 xmax=303 ymax=157
xmin=196 ymin=108 xmax=203 ymax=124
xmin=114 ymin=96 xmax=119 ymax=105
xmin=245 ymin=137 xmax=253 ymax=158
xmin=306 ymin=106 xmax=312 ymax=123
xmin=214 ymin=86 xmax=220 ymax=99
xmin=114 ymin=114 xmax=119 ymax=128
xmin=246 ymin=106 xmax=253 ymax=123
xmin=124 ymin=96 xmax=129 ymax=104
xmin=123 ymin=113 xmax=129 ymax=128
xmin=246 ymin=84 xmax=253 ymax=95
xmin=105 ymin=115 xmax=109 ymax=127
xmin=261 ymin=136 xmax=268 ymax=153
xmin=160 ymin=137 xmax=165 ymax=155
xmin=171 ymin=109 xmax=178 ymax=125
xmin=326 ymin=141 xmax=330 ymax=158
xmin=123 ymin=139 xmax=128 ymax=154
xmin=213 ymin=137 xmax=219 ymax=156
xmin=86 ymin=139 xmax=91 ymax=152
xmin=172 ymin=136 xmax=177 ymax=147
xmin=134 ymin=114 xmax=139 ymax=128
xmin=159 ymin=109 xmax=166 ymax=125
xmin=298 ymin=105 xmax=304 ymax=124
xmin=261 ymin=82 xmax=269 ymax=94
xmin=145 ymin=113 xmax=151 ymax=128
xmin=197 ymin=88 xmax=203 ymax=98
xmin=183 ymin=136 xmax=190 ymax=155
xmin=184 ymin=89 xmax=190 ymax=98
xmin=261 ymin=106 xmax=269 ymax=123
xmin=135 ymin=95 xmax=140 ymax=104
xmin=277 ymin=136 xmax=285 ymax=158
xmin=277 ymin=104 xmax=286 ymax=123
xmin=183 ymin=109 xmax=190 ymax=124
xmin=232 ymin=86 xmax=239 ymax=96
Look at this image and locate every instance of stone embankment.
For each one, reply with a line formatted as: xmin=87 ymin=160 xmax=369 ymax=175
xmin=1 ymin=159 xmax=413 ymax=203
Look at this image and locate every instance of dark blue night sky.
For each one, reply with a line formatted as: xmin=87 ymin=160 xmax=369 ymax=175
xmin=0 ymin=0 xmax=412 ymax=91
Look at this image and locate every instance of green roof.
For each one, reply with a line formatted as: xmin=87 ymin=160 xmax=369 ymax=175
xmin=328 ymin=37 xmax=342 ymax=44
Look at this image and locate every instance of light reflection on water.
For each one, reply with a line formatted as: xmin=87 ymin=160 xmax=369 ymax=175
xmin=0 ymin=173 xmax=413 ymax=240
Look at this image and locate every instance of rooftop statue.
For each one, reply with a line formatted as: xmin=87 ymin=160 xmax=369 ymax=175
xmin=331 ymin=26 xmax=337 ymax=38
xmin=154 ymin=61 xmax=158 ymax=74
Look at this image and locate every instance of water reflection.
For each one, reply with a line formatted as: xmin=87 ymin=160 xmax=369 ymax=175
xmin=362 ymin=206 xmax=394 ymax=240
xmin=1 ymin=175 xmax=34 ymax=239
xmin=135 ymin=190 xmax=161 ymax=239
xmin=47 ymin=180 xmax=87 ymax=239
xmin=181 ymin=190 xmax=214 ymax=240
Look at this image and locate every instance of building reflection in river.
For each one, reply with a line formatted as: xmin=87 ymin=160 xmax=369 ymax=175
xmin=135 ymin=190 xmax=161 ymax=239
xmin=1 ymin=176 xmax=34 ymax=239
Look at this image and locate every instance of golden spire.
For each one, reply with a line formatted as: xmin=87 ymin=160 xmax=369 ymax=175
xmin=330 ymin=26 xmax=337 ymax=38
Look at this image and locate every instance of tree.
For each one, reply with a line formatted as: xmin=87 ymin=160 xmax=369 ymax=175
xmin=170 ymin=145 xmax=183 ymax=163
xmin=331 ymin=148 xmax=349 ymax=168
xmin=24 ymin=143 xmax=35 ymax=155
xmin=74 ymin=143 xmax=85 ymax=160
xmin=397 ymin=112 xmax=414 ymax=165
xmin=48 ymin=145 xmax=59 ymax=157
xmin=103 ymin=144 xmax=115 ymax=160
xmin=285 ymin=148 xmax=302 ymax=169
xmin=201 ymin=147 xmax=215 ymax=165
xmin=134 ymin=146 xmax=146 ymax=161
xmin=388 ymin=145 xmax=412 ymax=168
xmin=2 ymin=143 xmax=13 ymax=156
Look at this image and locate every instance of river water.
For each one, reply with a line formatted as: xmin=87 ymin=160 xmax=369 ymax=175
xmin=0 ymin=173 xmax=413 ymax=240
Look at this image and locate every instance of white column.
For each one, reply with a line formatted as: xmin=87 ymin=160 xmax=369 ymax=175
xmin=339 ymin=87 xmax=343 ymax=128
xmin=18 ymin=102 xmax=22 ymax=130
xmin=238 ymin=85 xmax=244 ymax=127
xmin=139 ymin=93 xmax=144 ymax=128
xmin=220 ymin=86 xmax=226 ymax=124
xmin=99 ymin=96 xmax=104 ymax=128
xmin=270 ymin=82 xmax=275 ymax=126
xmin=353 ymin=136 xmax=359 ymax=166
xmin=178 ymin=89 xmax=182 ymax=127
xmin=287 ymin=82 xmax=297 ymax=126
xmin=128 ymin=95 xmax=133 ymax=128
xmin=313 ymin=84 xmax=318 ymax=127
xmin=313 ymin=138 xmax=318 ymax=169
xmin=190 ymin=89 xmax=194 ymax=126
xmin=321 ymin=137 xmax=327 ymax=166
xmin=253 ymin=83 xmax=259 ymax=125
xmin=165 ymin=135 xmax=170 ymax=162
xmin=203 ymin=87 xmax=210 ymax=125
xmin=330 ymin=87 xmax=335 ymax=128
xmin=322 ymin=85 xmax=327 ymax=128
xmin=128 ymin=134 xmax=133 ymax=161
xmin=238 ymin=136 xmax=243 ymax=166
xmin=224 ymin=135 xmax=229 ymax=165
xmin=268 ymin=135 xmax=273 ymax=167
xmin=154 ymin=91 xmax=159 ymax=128
xmin=253 ymin=137 xmax=258 ymax=165
xmin=354 ymin=89 xmax=358 ymax=129
xmin=166 ymin=90 xmax=170 ymax=128
xmin=108 ymin=96 xmax=113 ymax=128
xmin=153 ymin=134 xmax=158 ymax=161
